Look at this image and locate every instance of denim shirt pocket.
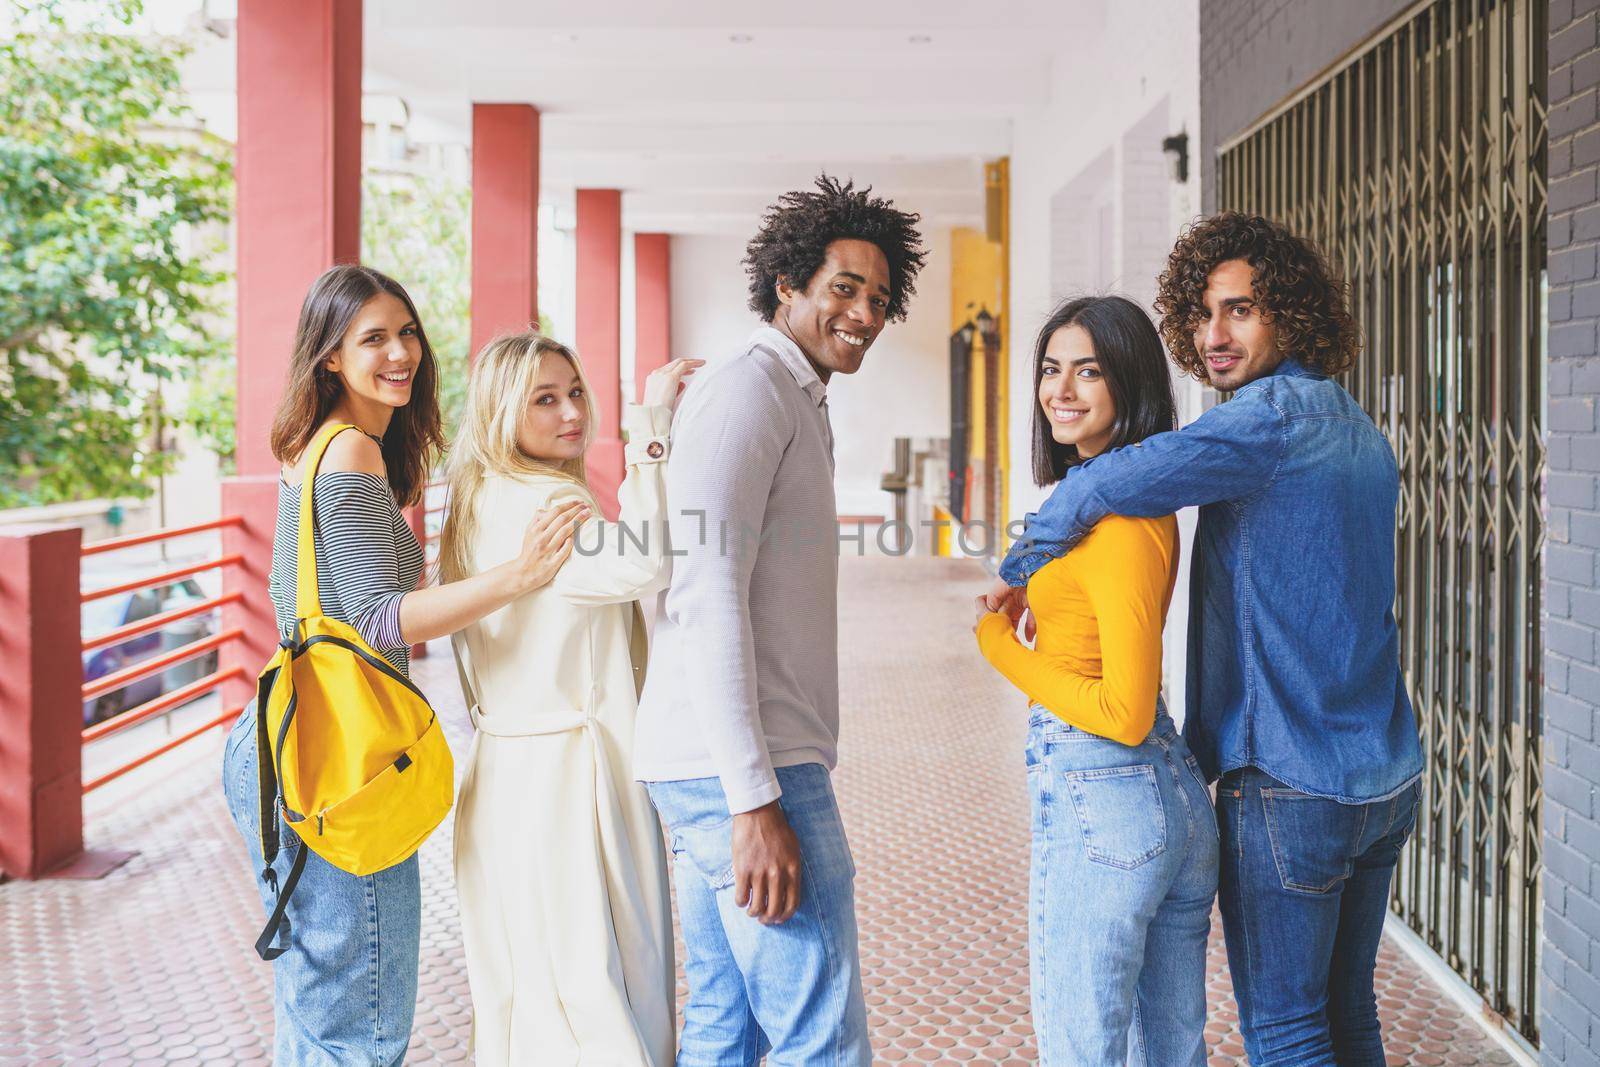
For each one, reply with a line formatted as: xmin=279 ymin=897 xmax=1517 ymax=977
xmin=1061 ymin=764 xmax=1168 ymax=869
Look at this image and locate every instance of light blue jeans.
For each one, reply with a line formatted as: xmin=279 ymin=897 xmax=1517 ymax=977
xmin=222 ymin=707 xmax=421 ymax=1066
xmin=1027 ymin=704 xmax=1219 ymax=1066
xmin=646 ymin=762 xmax=871 ymax=1066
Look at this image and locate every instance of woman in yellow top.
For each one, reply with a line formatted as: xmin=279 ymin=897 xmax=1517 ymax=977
xmin=976 ymin=296 xmax=1219 ymax=1066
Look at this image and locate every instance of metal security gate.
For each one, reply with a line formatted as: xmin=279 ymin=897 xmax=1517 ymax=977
xmin=1217 ymin=0 xmax=1547 ymax=1044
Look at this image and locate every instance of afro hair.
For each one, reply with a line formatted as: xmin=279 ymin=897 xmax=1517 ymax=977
xmin=743 ymin=174 xmax=927 ymax=324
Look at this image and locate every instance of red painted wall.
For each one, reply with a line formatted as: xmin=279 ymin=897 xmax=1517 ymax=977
xmin=0 ymin=527 xmax=84 ymax=878
xmin=227 ymin=0 xmax=362 ymax=707
xmin=576 ymin=189 xmax=624 ymax=517
xmin=634 ymin=232 xmax=672 ymax=396
xmin=470 ymin=104 xmax=540 ymax=359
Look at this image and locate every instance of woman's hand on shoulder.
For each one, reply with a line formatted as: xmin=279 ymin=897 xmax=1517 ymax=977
xmin=512 ymin=498 xmax=591 ymax=595
xmin=641 ymin=357 xmax=706 ymax=411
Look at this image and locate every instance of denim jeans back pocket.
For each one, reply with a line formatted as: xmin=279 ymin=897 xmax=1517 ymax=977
xmin=1061 ymin=764 xmax=1167 ymax=869
xmin=1261 ymin=788 xmax=1366 ymax=894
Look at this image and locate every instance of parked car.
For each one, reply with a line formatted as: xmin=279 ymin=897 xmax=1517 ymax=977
xmin=80 ymin=577 xmax=219 ymax=726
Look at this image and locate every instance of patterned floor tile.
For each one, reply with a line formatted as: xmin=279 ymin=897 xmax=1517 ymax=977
xmin=0 ymin=557 xmax=1518 ymax=1064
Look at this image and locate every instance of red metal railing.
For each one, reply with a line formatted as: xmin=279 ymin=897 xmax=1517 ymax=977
xmin=82 ymin=590 xmax=243 ymax=653
xmin=81 ymin=515 xmax=243 ymax=557
xmin=82 ymin=554 xmax=244 ymax=603
xmin=79 ymin=515 xmax=247 ymax=794
xmin=82 ymin=628 xmax=243 ymax=701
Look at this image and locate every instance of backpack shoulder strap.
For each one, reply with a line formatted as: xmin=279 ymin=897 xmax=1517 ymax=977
xmin=295 ymin=423 xmax=362 ymax=619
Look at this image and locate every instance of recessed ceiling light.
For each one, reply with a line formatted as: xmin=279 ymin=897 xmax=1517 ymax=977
xmin=729 ymin=33 xmax=754 ymax=44
xmin=908 ymin=33 xmax=932 ymax=44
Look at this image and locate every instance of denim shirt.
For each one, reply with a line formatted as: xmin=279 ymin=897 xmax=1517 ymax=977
xmin=999 ymin=358 xmax=1423 ymax=803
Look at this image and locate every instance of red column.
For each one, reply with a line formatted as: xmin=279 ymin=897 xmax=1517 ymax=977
xmin=0 ymin=527 xmax=113 ymax=879
xmin=470 ymin=103 xmax=540 ymax=358
xmin=577 ymin=189 xmax=624 ymax=517
xmin=634 ymin=232 xmax=672 ymax=396
xmin=225 ymin=0 xmax=363 ymax=708
xmin=234 ymin=0 xmax=361 ymax=478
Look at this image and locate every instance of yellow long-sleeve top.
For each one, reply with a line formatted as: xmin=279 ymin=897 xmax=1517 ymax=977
xmin=977 ymin=514 xmax=1179 ymax=747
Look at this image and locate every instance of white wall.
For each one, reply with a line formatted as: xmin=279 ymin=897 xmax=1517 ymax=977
xmin=670 ymin=230 xmax=952 ymax=520
xmin=1006 ymin=0 xmax=1202 ymax=723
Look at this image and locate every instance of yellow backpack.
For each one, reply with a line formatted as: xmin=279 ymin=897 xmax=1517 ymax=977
xmin=253 ymin=422 xmax=454 ymax=960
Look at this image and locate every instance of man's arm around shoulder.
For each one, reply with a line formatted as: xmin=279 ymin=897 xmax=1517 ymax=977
xmin=998 ymin=384 xmax=1288 ymax=586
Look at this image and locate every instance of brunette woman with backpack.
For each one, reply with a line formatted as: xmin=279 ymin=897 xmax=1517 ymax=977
xmin=221 ymin=265 xmax=583 ymax=1064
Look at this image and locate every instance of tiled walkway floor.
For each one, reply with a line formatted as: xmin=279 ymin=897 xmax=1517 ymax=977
xmin=2 ymin=557 xmax=1515 ymax=1064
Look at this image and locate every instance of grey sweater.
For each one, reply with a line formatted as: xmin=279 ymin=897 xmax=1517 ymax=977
xmin=634 ymin=327 xmax=841 ymax=813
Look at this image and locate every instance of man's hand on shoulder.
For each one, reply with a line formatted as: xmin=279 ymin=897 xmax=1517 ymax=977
xmin=732 ymin=799 xmax=803 ymax=925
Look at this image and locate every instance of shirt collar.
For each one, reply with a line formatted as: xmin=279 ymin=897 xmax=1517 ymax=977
xmin=1270 ymin=355 xmax=1319 ymax=380
xmin=750 ymin=326 xmax=828 ymax=407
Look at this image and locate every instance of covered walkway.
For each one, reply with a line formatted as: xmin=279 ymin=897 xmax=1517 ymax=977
xmin=0 ymin=557 xmax=1512 ymax=1065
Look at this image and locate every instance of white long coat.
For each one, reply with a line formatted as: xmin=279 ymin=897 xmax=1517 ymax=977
xmin=451 ymin=403 xmax=675 ymax=1067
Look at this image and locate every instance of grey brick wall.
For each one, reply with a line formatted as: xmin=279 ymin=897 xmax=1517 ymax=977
xmin=1545 ymin=2 xmax=1600 ymax=1061
xmin=1198 ymin=0 xmax=1403 ymax=208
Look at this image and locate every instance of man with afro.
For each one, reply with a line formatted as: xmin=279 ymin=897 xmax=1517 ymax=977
xmin=635 ymin=175 xmax=925 ymax=1061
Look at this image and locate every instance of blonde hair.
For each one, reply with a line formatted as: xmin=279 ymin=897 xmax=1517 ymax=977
xmin=437 ymin=330 xmax=597 ymax=584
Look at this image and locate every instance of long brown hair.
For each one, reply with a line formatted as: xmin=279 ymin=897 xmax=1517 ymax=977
xmin=268 ymin=265 xmax=444 ymax=506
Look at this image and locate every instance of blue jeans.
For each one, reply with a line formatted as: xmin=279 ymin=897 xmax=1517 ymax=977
xmin=1026 ymin=705 xmax=1219 ymax=1067
xmin=222 ymin=707 xmax=421 ymax=1066
xmin=646 ymin=763 xmax=870 ymax=1066
xmin=1216 ymin=767 xmax=1420 ymax=1066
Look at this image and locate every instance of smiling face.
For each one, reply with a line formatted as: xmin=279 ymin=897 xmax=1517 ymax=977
xmin=515 ymin=353 xmax=588 ymax=462
xmin=323 ymin=293 xmax=422 ymax=415
xmin=1192 ymin=258 xmax=1286 ymax=390
xmin=1038 ymin=324 xmax=1117 ymax=460
xmin=775 ymin=238 xmax=891 ymax=380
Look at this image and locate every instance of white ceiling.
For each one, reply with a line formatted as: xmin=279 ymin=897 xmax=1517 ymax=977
xmin=362 ymin=0 xmax=1104 ymax=234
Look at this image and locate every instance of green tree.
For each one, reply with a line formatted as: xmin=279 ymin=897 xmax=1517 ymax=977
xmin=0 ymin=0 xmax=233 ymax=507
xmin=363 ymin=168 xmax=551 ymax=439
xmin=362 ymin=170 xmax=473 ymax=433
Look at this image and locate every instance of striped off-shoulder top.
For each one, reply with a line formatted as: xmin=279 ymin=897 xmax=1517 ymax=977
xmin=269 ymin=469 xmax=424 ymax=677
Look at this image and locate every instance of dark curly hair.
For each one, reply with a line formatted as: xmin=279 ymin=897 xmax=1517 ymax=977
xmin=1154 ymin=212 xmax=1361 ymax=379
xmin=743 ymin=175 xmax=926 ymax=323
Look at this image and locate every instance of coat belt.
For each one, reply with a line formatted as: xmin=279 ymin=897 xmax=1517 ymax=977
xmin=466 ymin=702 xmax=596 ymax=738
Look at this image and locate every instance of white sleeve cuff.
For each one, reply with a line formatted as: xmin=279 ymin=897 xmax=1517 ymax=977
xmin=623 ymin=403 xmax=672 ymax=465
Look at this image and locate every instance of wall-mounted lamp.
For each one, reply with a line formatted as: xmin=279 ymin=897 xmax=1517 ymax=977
xmin=1161 ymin=131 xmax=1190 ymax=184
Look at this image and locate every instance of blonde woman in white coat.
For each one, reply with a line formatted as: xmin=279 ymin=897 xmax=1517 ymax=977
xmin=438 ymin=330 xmax=702 ymax=1066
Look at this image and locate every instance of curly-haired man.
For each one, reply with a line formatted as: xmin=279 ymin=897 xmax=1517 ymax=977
xmin=636 ymin=175 xmax=925 ymax=1063
xmin=989 ymin=212 xmax=1423 ymax=1064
